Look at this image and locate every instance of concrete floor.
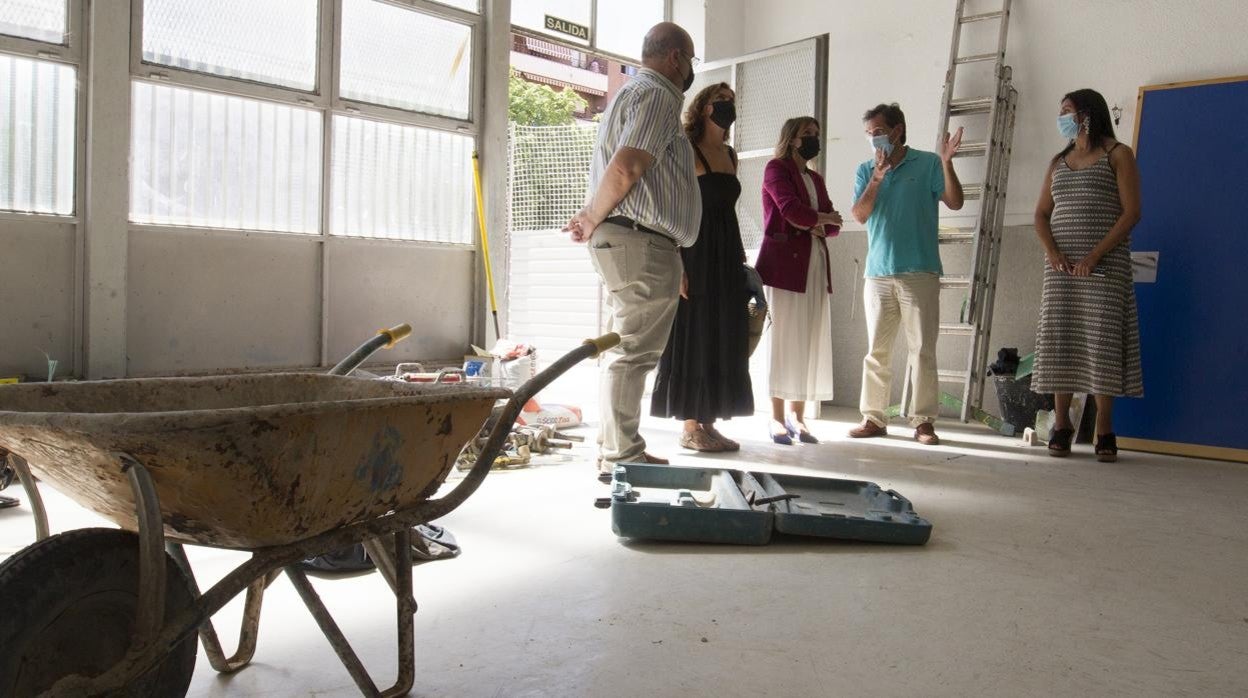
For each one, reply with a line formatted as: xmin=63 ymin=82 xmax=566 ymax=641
xmin=2 ymin=406 xmax=1246 ymax=697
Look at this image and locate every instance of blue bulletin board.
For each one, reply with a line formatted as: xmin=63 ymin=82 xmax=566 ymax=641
xmin=1114 ymin=75 xmax=1248 ymax=462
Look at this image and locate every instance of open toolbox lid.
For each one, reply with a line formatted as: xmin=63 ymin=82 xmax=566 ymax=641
xmin=609 ymin=463 xmax=931 ymax=546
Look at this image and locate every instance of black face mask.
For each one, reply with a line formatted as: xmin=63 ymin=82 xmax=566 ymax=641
xmin=797 ymin=135 xmax=820 ymax=160
xmin=681 ymin=61 xmax=695 ymax=92
xmin=710 ymin=101 xmax=736 ymax=129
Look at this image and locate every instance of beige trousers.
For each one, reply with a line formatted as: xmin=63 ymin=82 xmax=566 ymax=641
xmin=588 ymin=223 xmax=682 ymax=462
xmin=859 ymin=272 xmax=941 ymax=427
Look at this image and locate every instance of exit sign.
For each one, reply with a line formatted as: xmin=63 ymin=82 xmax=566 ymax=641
xmin=544 ymin=15 xmax=589 ymax=41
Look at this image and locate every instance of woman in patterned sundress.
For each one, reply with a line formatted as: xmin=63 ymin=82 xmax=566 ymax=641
xmin=1032 ymin=88 xmax=1143 ymax=462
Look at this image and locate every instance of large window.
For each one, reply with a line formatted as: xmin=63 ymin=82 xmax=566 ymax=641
xmin=339 ymin=0 xmax=473 ymax=118
xmin=129 ymin=0 xmax=479 ymax=244
xmin=0 ymin=0 xmax=78 ymax=216
xmin=0 ymin=0 xmax=66 ymax=44
xmin=130 ymin=82 xmax=322 ymax=233
xmin=330 ymin=116 xmax=473 ymax=242
xmin=141 ymin=0 xmax=319 ymax=91
xmin=511 ymin=0 xmax=665 ymax=61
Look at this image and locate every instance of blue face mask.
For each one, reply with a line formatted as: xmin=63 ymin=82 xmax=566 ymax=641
xmin=869 ymin=133 xmax=894 ymax=156
xmin=1057 ymin=113 xmax=1079 ymax=139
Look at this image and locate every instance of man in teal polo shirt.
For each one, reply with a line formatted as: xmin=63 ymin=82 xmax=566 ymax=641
xmin=849 ymin=103 xmax=964 ymax=445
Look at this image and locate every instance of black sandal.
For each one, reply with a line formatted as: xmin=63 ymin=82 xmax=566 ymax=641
xmin=1095 ymin=433 xmax=1118 ymax=463
xmin=1048 ymin=427 xmax=1074 ymax=457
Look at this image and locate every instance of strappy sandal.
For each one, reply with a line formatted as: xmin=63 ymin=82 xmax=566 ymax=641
xmin=680 ymin=428 xmax=725 ymax=452
xmin=786 ymin=415 xmax=819 ymax=444
xmin=1048 ymin=427 xmax=1074 ymax=457
xmin=1095 ymin=433 xmax=1118 ymax=463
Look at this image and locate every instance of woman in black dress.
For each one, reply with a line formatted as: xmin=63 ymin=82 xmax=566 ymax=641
xmin=650 ymin=82 xmax=754 ymax=452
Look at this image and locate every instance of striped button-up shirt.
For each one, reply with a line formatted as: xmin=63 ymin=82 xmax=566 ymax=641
xmin=589 ymin=68 xmax=701 ymax=247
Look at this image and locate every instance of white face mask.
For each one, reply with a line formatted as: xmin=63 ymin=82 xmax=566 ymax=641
xmin=1057 ymin=113 xmax=1079 ymax=139
xmin=868 ymin=133 xmax=893 ymax=155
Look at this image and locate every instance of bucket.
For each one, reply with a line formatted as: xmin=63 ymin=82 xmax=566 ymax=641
xmin=993 ymin=374 xmax=1053 ymax=431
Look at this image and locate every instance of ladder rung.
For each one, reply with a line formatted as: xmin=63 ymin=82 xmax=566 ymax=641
xmin=949 ymin=97 xmax=994 ymax=115
xmin=955 ymin=53 xmax=999 ymax=65
xmin=940 ymin=323 xmax=975 ymax=336
xmin=939 ymin=228 xmax=976 ymax=244
xmin=954 ymin=142 xmax=989 ymax=157
xmin=940 ymin=275 xmax=971 ymax=290
xmin=938 ymin=229 xmax=973 ymax=245
xmin=938 ymin=369 xmax=970 ymax=383
xmin=960 ymin=11 xmax=1005 ymax=23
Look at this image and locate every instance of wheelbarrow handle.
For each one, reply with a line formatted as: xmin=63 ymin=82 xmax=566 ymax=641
xmin=380 ymin=323 xmax=413 ymax=348
xmin=582 ymin=332 xmax=621 ymax=357
xmin=328 ymin=323 xmax=414 ymax=376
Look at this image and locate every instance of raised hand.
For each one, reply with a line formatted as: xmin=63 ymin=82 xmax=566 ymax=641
xmin=940 ymin=126 xmax=964 ymax=163
xmin=871 ymin=148 xmax=892 ymax=182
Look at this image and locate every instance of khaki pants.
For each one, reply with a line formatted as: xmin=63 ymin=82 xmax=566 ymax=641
xmin=588 ymin=223 xmax=682 ymax=462
xmin=859 ymin=272 xmax=940 ymax=427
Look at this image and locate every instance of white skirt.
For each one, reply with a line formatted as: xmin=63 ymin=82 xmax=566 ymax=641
xmin=767 ymin=242 xmax=834 ymax=402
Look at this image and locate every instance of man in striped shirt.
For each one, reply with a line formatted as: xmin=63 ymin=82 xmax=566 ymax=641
xmin=563 ymin=22 xmax=701 ymax=479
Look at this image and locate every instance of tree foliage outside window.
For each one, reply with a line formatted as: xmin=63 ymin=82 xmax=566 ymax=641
xmin=507 ymin=69 xmax=588 ymax=126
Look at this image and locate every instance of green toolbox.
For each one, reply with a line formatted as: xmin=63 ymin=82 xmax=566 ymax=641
xmin=609 ymin=463 xmax=932 ymax=546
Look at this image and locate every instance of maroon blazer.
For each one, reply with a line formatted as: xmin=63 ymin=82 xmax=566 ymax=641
xmin=755 ymin=157 xmax=839 ymax=293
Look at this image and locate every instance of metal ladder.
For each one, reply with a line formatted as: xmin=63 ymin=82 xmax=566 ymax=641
xmin=899 ymin=0 xmax=1020 ymax=434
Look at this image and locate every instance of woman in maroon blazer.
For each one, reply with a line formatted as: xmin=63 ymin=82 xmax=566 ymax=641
xmin=756 ymin=117 xmax=843 ymax=444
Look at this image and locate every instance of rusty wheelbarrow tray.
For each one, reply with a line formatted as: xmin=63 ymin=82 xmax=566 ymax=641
xmin=0 ymin=326 xmax=618 ymax=697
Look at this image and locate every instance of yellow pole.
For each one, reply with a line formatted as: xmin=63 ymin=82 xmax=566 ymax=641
xmin=471 ymin=151 xmax=501 ymax=339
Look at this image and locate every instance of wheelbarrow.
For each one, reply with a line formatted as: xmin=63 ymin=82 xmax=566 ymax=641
xmin=0 ymin=325 xmax=618 ymax=696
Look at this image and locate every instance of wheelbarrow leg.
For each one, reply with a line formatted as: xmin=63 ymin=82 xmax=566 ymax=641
xmin=389 ymin=527 xmax=416 ymax=698
xmin=285 ymin=527 xmax=416 ymax=697
xmin=168 ymin=543 xmax=278 ymax=674
xmin=285 ymin=565 xmax=384 ymax=697
xmin=362 ymin=534 xmax=419 ymax=611
xmin=6 ymin=452 xmax=49 ymax=541
xmin=120 ymin=454 xmax=168 ymax=649
xmin=362 ymin=536 xmax=401 ymax=592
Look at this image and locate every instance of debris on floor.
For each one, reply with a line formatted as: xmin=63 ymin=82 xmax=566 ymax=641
xmin=456 ymin=423 xmax=584 ymax=471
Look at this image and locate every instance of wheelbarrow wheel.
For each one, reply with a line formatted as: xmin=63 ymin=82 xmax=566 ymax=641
xmin=0 ymin=527 xmax=199 ymax=697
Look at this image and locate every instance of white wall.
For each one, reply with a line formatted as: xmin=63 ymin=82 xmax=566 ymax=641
xmin=674 ymin=0 xmax=747 ymax=63
xmin=733 ymin=0 xmax=1248 ymax=226
xmin=703 ymin=0 xmax=747 ymax=61
xmin=702 ymin=0 xmax=1248 ymax=418
xmin=0 ymin=219 xmax=76 ymax=379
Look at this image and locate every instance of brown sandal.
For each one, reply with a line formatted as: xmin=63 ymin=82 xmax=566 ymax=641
xmin=703 ymin=426 xmax=740 ymax=451
xmin=679 ymin=428 xmax=725 ymax=452
xmin=1095 ymin=433 xmax=1118 ymax=463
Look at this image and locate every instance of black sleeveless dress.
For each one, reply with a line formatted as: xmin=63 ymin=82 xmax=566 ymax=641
xmin=650 ymin=145 xmax=754 ymax=423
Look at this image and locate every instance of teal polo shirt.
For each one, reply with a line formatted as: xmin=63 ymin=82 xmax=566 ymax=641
xmin=853 ymin=147 xmax=945 ymax=278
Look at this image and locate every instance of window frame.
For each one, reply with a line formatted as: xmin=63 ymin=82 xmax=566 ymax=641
xmin=0 ymin=0 xmax=82 ymax=63
xmin=0 ymin=0 xmax=85 ymax=222
xmin=127 ymin=0 xmax=484 ymax=245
